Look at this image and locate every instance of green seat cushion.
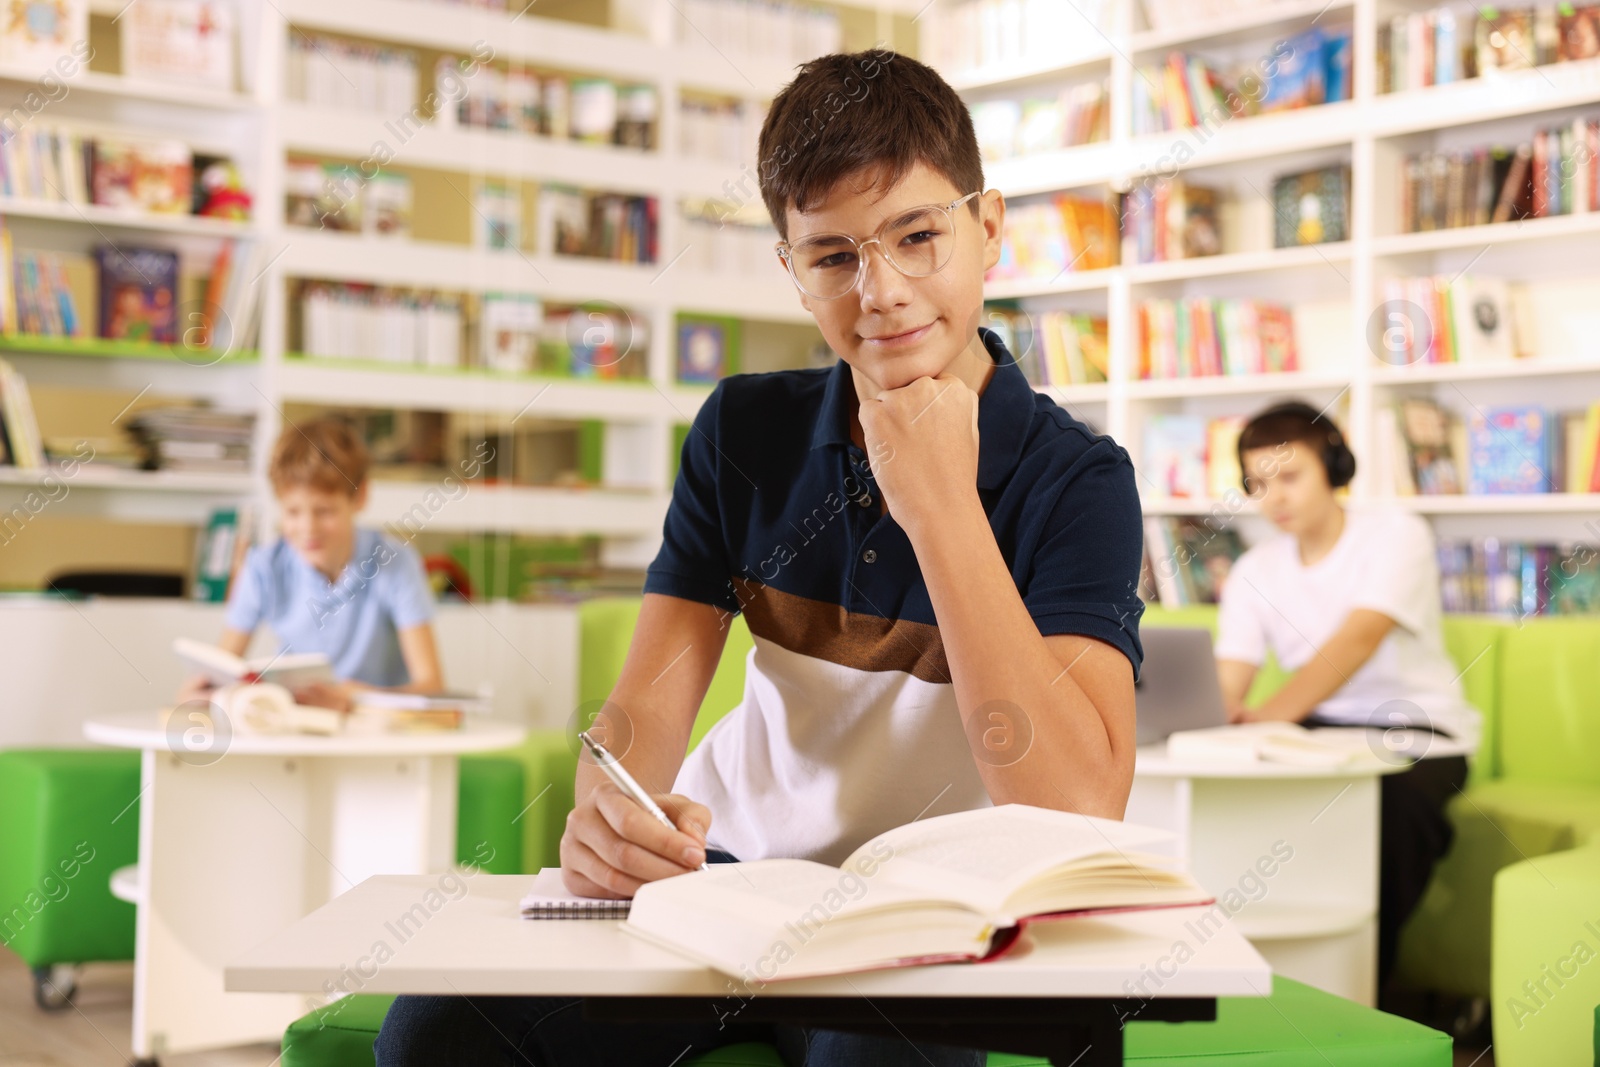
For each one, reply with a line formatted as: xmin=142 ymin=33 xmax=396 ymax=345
xmin=457 ymin=755 xmax=524 ymax=874
xmin=282 ymin=994 xmax=396 ymax=1067
xmin=0 ymin=748 xmax=141 ymax=966
xmin=285 ymin=979 xmax=1447 ymax=1067
xmin=1460 ymin=779 xmax=1600 ymax=847
xmin=993 ymin=977 xmax=1449 ymax=1066
xmin=1497 ymin=618 xmax=1600 ymax=787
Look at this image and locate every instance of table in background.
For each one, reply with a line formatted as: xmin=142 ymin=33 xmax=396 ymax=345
xmin=83 ymin=711 xmax=527 ymax=1063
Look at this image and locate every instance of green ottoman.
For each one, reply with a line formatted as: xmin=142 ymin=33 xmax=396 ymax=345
xmin=0 ymin=748 xmax=141 ymax=1008
xmin=1492 ymin=841 xmax=1600 ymax=1067
xmin=283 ymin=977 xmax=1448 ymax=1066
xmin=457 ymin=756 xmax=524 ymax=874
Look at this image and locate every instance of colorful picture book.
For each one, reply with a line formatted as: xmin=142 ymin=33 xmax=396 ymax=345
xmin=121 ymin=0 xmax=235 ymax=89
xmin=92 ymin=137 xmax=194 ymax=215
xmin=1377 ymin=400 xmax=1600 ymax=496
xmin=1272 ymin=164 xmax=1350 ymax=247
xmin=1375 ymin=275 xmax=1515 ymax=365
xmin=96 ymin=245 xmax=178 ymax=344
xmin=988 ymin=193 xmax=1115 ymax=282
xmin=676 ymin=314 xmax=739 ymax=383
xmin=1120 ymin=179 xmax=1220 ymax=264
xmin=1466 ymin=406 xmax=1555 ymax=495
xmin=1142 ymin=413 xmax=1208 ymax=499
xmin=0 ymin=0 xmax=87 ymax=68
xmin=479 ymin=293 xmax=543 ymax=374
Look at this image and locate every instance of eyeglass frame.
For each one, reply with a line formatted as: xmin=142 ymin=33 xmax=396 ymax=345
xmin=773 ymin=190 xmax=984 ymax=301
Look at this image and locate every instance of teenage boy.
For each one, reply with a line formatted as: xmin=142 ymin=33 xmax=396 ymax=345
xmin=177 ymin=416 xmax=443 ymax=711
xmin=376 ymin=48 xmax=1145 ymax=1067
xmin=1214 ymin=400 xmax=1480 ymax=992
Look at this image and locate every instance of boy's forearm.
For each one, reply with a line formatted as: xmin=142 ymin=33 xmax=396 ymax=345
xmin=906 ymin=495 xmax=1132 ymax=817
xmin=572 ymin=687 xmax=697 ymax=805
xmin=1254 ymin=610 xmax=1394 ymax=722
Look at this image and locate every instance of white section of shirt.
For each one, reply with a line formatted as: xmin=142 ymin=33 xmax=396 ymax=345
xmin=673 ymin=635 xmax=993 ymax=866
xmin=1214 ymin=508 xmax=1482 ymax=752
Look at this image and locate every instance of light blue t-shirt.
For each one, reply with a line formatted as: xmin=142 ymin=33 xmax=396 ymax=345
xmin=224 ymin=526 xmax=436 ymax=687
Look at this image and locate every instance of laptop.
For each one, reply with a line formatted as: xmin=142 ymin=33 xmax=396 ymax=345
xmin=1134 ymin=627 xmax=1229 ymax=746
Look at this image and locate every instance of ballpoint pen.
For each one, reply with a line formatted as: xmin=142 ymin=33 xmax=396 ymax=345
xmin=578 ymin=730 xmax=710 ymax=871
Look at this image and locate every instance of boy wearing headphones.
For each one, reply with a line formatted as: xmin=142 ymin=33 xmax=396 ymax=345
xmin=1214 ymin=400 xmax=1480 ymax=993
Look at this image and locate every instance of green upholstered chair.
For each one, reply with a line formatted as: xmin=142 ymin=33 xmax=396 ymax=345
xmin=1490 ymin=840 xmax=1600 ymax=1067
xmin=281 ymin=976 xmax=1450 ymax=1067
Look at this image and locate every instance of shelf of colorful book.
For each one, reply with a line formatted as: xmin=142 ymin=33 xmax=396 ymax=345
xmin=278 ymin=356 xmax=712 ymax=421
xmin=0 ymin=65 xmax=257 ymax=111
xmin=1391 ymin=493 xmax=1600 ymax=515
xmin=362 ymin=478 xmax=665 ymax=537
xmin=275 ymin=234 xmax=809 ymax=324
xmin=280 ymin=105 xmax=718 ymax=203
xmin=1127 ymin=0 xmax=1355 ymax=57
xmin=1369 ymin=57 xmax=1600 ymax=139
xmin=1128 ymin=369 xmax=1349 ymax=399
xmin=1370 ymin=210 xmax=1600 ymax=256
xmin=0 ymin=198 xmax=257 ymax=238
xmin=1369 ymin=355 xmax=1600 ymax=385
xmin=1123 ymin=242 xmax=1356 ymax=284
xmin=0 ymin=335 xmax=258 ymax=365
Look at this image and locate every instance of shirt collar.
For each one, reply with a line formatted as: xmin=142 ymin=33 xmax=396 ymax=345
xmin=809 ymin=326 xmax=1035 ymax=491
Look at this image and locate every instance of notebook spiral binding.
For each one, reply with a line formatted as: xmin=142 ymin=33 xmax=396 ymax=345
xmin=521 ymin=900 xmax=632 ymax=919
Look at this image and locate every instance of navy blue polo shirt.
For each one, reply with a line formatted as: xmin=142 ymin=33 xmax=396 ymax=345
xmin=643 ymin=325 xmax=1146 ymax=865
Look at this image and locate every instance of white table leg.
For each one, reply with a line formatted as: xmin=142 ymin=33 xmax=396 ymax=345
xmin=131 ymin=749 xmax=460 ymax=1058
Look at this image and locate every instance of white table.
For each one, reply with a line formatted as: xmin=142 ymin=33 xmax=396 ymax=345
xmin=1129 ymin=728 xmax=1429 ymax=1007
xmin=84 ymin=711 xmax=527 ymax=1063
xmin=227 ymin=872 xmax=1272 ymax=1066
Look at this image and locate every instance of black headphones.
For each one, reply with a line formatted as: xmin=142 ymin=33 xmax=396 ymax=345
xmin=1237 ymin=401 xmax=1357 ymax=494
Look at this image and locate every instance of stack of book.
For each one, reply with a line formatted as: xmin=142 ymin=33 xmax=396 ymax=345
xmin=126 ymin=405 xmax=254 ymax=474
xmin=1132 ymin=28 xmax=1352 ymax=135
xmin=436 ymin=60 xmax=658 ymax=150
xmin=970 ymin=82 xmax=1110 ymax=162
xmin=1140 ymin=516 xmax=1246 ymax=608
xmin=1375 ymin=400 xmax=1600 ymax=496
xmin=347 ymin=690 xmax=488 ymax=734
xmin=1375 ymin=275 xmax=1518 ymax=364
xmin=678 ymin=98 xmax=764 ymax=166
xmin=1142 ymin=413 xmax=1249 ymax=501
xmin=1120 ymin=179 xmax=1220 ymax=264
xmin=1401 ymin=117 xmax=1598 ymax=233
xmin=988 ymin=194 xmax=1115 ymax=282
xmin=299 ymin=282 xmax=465 ymax=368
xmin=286 ymin=33 xmax=420 ymax=114
xmin=286 ymin=161 xmax=412 ymax=237
xmin=1437 ymin=540 xmax=1600 ymax=616
xmin=0 ymin=127 xmax=234 ymax=219
xmin=0 ymin=357 xmax=43 ymax=468
xmin=537 ymin=186 xmax=658 ymax=264
xmin=1137 ymin=298 xmax=1297 ymax=380
xmin=1378 ymin=5 xmax=1600 ymax=93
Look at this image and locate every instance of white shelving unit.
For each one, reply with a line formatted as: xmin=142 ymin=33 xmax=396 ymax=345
xmin=923 ymin=0 xmax=1600 ymax=546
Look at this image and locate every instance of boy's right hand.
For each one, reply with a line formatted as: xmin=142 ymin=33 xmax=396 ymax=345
xmin=560 ymin=782 xmax=710 ymax=899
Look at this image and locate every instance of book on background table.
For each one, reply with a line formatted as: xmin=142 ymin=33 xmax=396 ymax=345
xmin=621 ymin=804 xmax=1211 ymax=982
xmin=520 ymin=867 xmax=632 ymax=919
xmin=173 ymin=636 xmax=333 ymax=690
xmin=346 ymin=688 xmax=487 ymax=733
xmin=1166 ymin=722 xmax=1391 ymax=768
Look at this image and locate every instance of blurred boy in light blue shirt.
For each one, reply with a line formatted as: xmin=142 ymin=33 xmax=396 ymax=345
xmin=178 ymin=416 xmax=443 ymax=710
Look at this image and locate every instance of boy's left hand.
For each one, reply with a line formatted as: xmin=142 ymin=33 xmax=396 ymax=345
xmin=858 ymin=371 xmax=980 ymax=538
xmin=292 ymin=680 xmax=361 ymax=713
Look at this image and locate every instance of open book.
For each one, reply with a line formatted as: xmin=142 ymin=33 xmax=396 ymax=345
xmin=1166 ymin=722 xmax=1391 ymax=768
xmin=623 ymin=804 xmax=1211 ymax=982
xmin=346 ymin=689 xmax=485 ymax=734
xmin=173 ymin=636 xmax=333 ymax=690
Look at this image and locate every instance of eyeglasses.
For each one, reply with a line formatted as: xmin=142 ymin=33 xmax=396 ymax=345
xmin=775 ymin=191 xmax=982 ymax=301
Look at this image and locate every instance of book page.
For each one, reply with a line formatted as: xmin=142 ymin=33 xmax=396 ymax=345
xmin=842 ymin=804 xmax=1173 ymax=917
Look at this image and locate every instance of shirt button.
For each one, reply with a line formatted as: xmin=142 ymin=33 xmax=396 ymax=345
xmin=857 ymin=493 xmax=873 ymax=508
xmin=861 ymin=549 xmax=877 ymax=564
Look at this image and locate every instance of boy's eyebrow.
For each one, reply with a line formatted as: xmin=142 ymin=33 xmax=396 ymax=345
xmin=794 ymin=203 xmax=943 ymax=243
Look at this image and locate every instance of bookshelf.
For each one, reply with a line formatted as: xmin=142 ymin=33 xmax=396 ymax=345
xmin=0 ymin=0 xmax=920 ymax=589
xmin=922 ymin=0 xmax=1600 ymax=551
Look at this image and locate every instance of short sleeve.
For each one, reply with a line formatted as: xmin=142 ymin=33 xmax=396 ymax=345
xmin=1021 ymin=439 xmax=1146 ymax=677
xmin=643 ymin=380 xmax=739 ymax=613
xmin=1348 ymin=514 xmax=1436 ymax=635
xmin=223 ymin=544 xmax=267 ymax=633
xmin=382 ymin=538 xmax=436 ymax=631
xmin=1214 ymin=549 xmax=1268 ymax=666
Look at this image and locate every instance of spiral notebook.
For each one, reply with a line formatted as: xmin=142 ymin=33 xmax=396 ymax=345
xmin=519 ymin=868 xmax=631 ymax=919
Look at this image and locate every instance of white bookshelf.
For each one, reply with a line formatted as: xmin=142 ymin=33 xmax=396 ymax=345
xmin=923 ymin=0 xmax=1600 ymax=545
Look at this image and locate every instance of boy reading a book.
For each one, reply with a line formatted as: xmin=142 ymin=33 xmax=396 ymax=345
xmin=378 ymin=48 xmax=1145 ymax=1067
xmin=1214 ymin=400 xmax=1480 ymax=994
xmin=176 ymin=416 xmax=443 ymax=711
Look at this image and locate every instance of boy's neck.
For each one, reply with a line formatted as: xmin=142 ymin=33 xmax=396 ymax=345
xmin=1295 ymin=503 xmax=1347 ymax=567
xmin=313 ymin=537 xmax=356 ymax=584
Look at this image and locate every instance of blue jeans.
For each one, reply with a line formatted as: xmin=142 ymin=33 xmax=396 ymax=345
xmin=373 ymin=850 xmax=985 ymax=1067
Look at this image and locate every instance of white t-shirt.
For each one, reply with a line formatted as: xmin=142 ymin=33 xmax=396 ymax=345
xmin=1214 ymin=509 xmax=1481 ymax=752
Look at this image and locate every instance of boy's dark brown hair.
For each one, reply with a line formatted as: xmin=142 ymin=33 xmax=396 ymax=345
xmin=269 ymin=416 xmax=370 ymax=497
xmin=1236 ymin=401 xmax=1357 ymax=491
xmin=757 ymin=49 xmax=984 ymax=241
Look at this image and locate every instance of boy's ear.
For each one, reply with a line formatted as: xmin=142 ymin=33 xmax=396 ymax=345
xmin=979 ymin=190 xmax=1005 ymax=272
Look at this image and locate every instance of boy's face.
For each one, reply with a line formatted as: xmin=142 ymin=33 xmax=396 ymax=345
xmin=782 ymin=160 xmax=1004 ymax=395
xmin=1243 ymin=443 xmax=1335 ymax=535
xmin=277 ymin=483 xmax=367 ymax=574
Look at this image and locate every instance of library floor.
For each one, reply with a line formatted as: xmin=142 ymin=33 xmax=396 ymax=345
xmin=0 ymin=945 xmax=1497 ymax=1066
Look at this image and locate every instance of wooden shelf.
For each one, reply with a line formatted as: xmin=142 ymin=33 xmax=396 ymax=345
xmin=0 ymin=198 xmax=257 ymax=237
xmin=1128 ymin=370 xmax=1348 ymax=399
xmin=0 ymin=335 xmax=258 ymax=364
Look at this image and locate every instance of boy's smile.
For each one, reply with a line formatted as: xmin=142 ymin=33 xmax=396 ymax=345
xmin=782 ymin=160 xmax=1006 ymax=405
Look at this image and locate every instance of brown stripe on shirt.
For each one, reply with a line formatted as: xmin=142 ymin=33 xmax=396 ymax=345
xmin=737 ymin=581 xmax=950 ymax=684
